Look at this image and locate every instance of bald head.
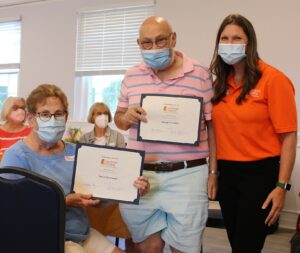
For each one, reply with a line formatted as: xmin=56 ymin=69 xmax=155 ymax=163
xmin=138 ymin=16 xmax=177 ymax=70
xmin=139 ymin=16 xmax=173 ymax=39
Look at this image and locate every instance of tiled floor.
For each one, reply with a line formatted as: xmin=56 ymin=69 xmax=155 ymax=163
xmin=111 ymin=227 xmax=294 ymax=253
xmin=201 ymin=227 xmax=293 ymax=253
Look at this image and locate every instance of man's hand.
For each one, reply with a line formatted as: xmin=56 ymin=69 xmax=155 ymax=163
xmin=134 ymin=176 xmax=150 ymax=196
xmin=123 ymin=107 xmax=147 ymax=126
xmin=115 ymin=106 xmax=147 ymax=130
xmin=66 ymin=193 xmax=100 ymax=208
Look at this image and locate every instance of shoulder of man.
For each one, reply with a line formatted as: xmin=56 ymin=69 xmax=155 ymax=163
xmin=124 ymin=61 xmax=149 ymax=76
xmin=180 ymin=52 xmax=211 ymax=77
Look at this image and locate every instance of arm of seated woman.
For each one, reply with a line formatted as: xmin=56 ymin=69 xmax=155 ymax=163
xmin=65 ymin=193 xmax=100 ymax=208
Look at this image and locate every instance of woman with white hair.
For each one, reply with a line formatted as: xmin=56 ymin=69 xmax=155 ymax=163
xmin=0 ymin=97 xmax=30 ymax=159
xmin=80 ymin=102 xmax=125 ymax=147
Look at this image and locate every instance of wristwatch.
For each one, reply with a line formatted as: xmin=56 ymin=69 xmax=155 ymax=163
xmin=276 ymin=181 xmax=291 ymax=191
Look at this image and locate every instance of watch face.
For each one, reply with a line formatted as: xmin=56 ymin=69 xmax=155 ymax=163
xmin=276 ymin=182 xmax=291 ymax=191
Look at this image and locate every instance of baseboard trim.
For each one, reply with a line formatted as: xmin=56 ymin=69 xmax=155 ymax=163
xmin=280 ymin=210 xmax=299 ymax=230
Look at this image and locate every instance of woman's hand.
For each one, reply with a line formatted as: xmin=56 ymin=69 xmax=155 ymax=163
xmin=262 ymin=187 xmax=286 ymax=226
xmin=66 ymin=193 xmax=100 ymax=208
xmin=208 ymin=174 xmax=218 ymax=200
xmin=134 ymin=176 xmax=150 ymax=196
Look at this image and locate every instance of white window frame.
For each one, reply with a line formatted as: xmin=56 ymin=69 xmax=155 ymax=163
xmin=0 ymin=18 xmax=21 ymax=110
xmin=74 ymin=3 xmax=154 ymax=121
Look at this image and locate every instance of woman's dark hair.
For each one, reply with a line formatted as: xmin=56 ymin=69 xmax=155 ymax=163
xmin=210 ymin=14 xmax=262 ymax=104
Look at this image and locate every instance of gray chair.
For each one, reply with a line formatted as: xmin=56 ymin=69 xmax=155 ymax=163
xmin=0 ymin=167 xmax=65 ymax=253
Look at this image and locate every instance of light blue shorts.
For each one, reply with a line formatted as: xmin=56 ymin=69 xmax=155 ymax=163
xmin=120 ymin=164 xmax=208 ymax=253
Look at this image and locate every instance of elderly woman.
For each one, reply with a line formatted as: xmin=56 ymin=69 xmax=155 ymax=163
xmin=80 ymin=102 xmax=132 ymax=249
xmin=0 ymin=97 xmax=30 ymax=160
xmin=1 ymin=84 xmax=149 ymax=253
xmin=210 ymin=14 xmax=297 ymax=253
xmin=80 ymin=102 xmax=125 ymax=147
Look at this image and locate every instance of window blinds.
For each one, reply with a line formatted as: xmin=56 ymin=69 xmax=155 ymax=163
xmin=0 ymin=19 xmax=21 ymax=68
xmin=75 ymin=4 xmax=154 ymax=75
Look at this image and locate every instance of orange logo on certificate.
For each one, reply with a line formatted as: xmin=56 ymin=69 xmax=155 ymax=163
xmin=163 ymin=104 xmax=179 ymax=113
xmin=100 ymin=158 xmax=117 ymax=168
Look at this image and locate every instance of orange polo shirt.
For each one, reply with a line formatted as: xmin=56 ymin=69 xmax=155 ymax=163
xmin=212 ymin=60 xmax=297 ymax=161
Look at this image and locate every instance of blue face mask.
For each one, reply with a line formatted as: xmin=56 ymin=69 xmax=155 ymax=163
xmin=141 ymin=48 xmax=171 ymax=69
xmin=218 ymin=44 xmax=246 ymax=65
xmin=36 ymin=117 xmax=65 ymax=144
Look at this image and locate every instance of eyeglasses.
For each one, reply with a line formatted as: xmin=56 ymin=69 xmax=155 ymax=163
xmin=140 ymin=33 xmax=173 ymax=50
xmin=35 ymin=111 xmax=67 ymax=122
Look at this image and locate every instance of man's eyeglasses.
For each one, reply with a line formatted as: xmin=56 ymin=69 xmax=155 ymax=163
xmin=35 ymin=111 xmax=67 ymax=122
xmin=140 ymin=33 xmax=173 ymax=50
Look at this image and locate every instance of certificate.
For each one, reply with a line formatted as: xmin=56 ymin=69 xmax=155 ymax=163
xmin=72 ymin=144 xmax=145 ymax=204
xmin=137 ymin=94 xmax=203 ymax=145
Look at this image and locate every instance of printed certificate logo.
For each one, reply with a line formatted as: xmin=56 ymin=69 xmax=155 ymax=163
xmin=100 ymin=158 xmax=117 ymax=168
xmin=163 ymin=104 xmax=179 ymax=113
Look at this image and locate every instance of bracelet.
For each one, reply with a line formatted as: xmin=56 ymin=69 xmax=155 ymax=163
xmin=209 ymin=170 xmax=219 ymax=176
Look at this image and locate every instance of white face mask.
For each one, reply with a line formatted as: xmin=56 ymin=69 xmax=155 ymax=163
xmin=218 ymin=43 xmax=246 ymax=65
xmin=95 ymin=114 xmax=109 ymax=129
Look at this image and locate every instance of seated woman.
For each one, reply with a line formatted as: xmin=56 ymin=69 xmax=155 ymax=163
xmin=80 ymin=102 xmax=132 ymax=248
xmin=1 ymin=84 xmax=149 ymax=253
xmin=80 ymin=102 xmax=125 ymax=147
xmin=0 ymin=97 xmax=30 ymax=160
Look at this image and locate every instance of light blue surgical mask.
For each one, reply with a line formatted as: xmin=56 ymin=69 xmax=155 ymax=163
xmin=141 ymin=48 xmax=171 ymax=69
xmin=218 ymin=44 xmax=246 ymax=65
xmin=36 ymin=117 xmax=65 ymax=144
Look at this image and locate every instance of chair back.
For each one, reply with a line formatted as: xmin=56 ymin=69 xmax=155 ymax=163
xmin=0 ymin=167 xmax=65 ymax=253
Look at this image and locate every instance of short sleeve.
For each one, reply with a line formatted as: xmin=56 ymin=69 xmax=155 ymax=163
xmin=203 ymin=73 xmax=214 ymax=121
xmin=117 ymin=77 xmax=129 ymax=109
xmin=267 ymin=72 xmax=298 ymax=133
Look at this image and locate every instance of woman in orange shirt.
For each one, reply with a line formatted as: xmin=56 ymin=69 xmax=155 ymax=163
xmin=0 ymin=97 xmax=31 ymax=160
xmin=210 ymin=14 xmax=297 ymax=253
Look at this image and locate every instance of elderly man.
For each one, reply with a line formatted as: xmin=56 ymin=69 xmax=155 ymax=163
xmin=114 ymin=16 xmax=217 ymax=253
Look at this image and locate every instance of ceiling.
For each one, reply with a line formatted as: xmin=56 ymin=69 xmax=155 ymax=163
xmin=0 ymin=0 xmax=50 ymax=7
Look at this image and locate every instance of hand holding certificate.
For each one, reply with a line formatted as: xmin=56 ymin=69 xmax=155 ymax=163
xmin=72 ymin=144 xmax=145 ymax=204
xmin=138 ymin=94 xmax=203 ymax=145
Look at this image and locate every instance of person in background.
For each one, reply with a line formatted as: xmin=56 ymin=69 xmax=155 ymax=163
xmin=0 ymin=97 xmax=30 ymax=160
xmin=1 ymin=84 xmax=150 ymax=253
xmin=114 ymin=16 xmax=217 ymax=253
xmin=80 ymin=102 xmax=125 ymax=148
xmin=210 ymin=14 xmax=297 ymax=253
xmin=80 ymin=102 xmax=134 ymax=250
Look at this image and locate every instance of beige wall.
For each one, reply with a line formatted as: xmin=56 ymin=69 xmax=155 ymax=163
xmin=0 ymin=0 xmax=299 ymax=228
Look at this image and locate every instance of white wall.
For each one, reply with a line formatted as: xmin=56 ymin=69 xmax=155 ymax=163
xmin=0 ymin=0 xmax=299 ymax=228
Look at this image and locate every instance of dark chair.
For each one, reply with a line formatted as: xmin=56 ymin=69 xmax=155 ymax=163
xmin=0 ymin=167 xmax=65 ymax=253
